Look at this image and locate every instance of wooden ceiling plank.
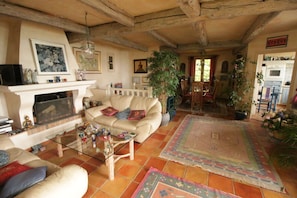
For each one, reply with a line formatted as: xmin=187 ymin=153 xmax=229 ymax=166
xmin=201 ymin=0 xmax=297 ymax=19
xmin=148 ymin=30 xmax=177 ymax=48
xmin=177 ymin=40 xmax=244 ymax=51
xmin=242 ymin=12 xmax=280 ymax=44
xmin=84 ymin=0 xmax=295 ymax=39
xmin=79 ymin=0 xmax=134 ymax=27
xmin=0 ymin=2 xmax=85 ymax=33
xmin=177 ymin=0 xmax=201 ymax=18
xmin=101 ymin=36 xmax=148 ymax=51
xmin=193 ymin=21 xmax=208 ymax=46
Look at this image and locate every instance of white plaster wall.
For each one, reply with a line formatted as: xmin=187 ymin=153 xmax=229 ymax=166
xmin=19 ymin=21 xmax=78 ymax=83
xmin=247 ymin=29 xmax=297 ymax=114
xmin=0 ymin=19 xmax=10 ymax=116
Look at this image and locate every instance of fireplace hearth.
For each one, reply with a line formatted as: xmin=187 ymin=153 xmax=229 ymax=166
xmin=33 ymin=91 xmax=74 ymax=124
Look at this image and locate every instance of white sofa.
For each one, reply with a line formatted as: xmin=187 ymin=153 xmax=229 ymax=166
xmin=85 ymin=94 xmax=162 ymax=143
xmin=0 ymin=134 xmax=88 ymax=198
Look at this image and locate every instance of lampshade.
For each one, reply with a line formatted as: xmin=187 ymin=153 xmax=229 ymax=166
xmin=81 ymin=12 xmax=95 ymax=59
xmin=81 ymin=40 xmax=95 ymax=59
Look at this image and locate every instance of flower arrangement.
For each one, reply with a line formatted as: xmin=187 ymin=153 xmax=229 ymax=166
xmin=262 ymin=109 xmax=297 ymax=167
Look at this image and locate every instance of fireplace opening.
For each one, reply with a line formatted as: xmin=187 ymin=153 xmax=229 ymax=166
xmin=33 ymin=91 xmax=75 ymax=124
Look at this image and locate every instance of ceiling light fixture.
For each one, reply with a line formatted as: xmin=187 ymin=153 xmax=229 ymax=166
xmin=81 ymin=12 xmax=95 ymax=59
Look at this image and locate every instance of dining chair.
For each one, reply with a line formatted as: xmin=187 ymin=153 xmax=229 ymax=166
xmin=203 ymin=81 xmax=218 ymax=107
xmin=191 ymin=82 xmax=204 ymax=112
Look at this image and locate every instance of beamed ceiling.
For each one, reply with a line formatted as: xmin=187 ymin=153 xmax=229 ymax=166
xmin=1 ymin=0 xmax=297 ymax=54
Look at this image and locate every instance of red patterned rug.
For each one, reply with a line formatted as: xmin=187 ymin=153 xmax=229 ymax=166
xmin=160 ymin=115 xmax=285 ymax=193
xmin=132 ymin=167 xmax=240 ymax=198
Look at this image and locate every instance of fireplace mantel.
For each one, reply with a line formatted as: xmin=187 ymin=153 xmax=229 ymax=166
xmin=0 ymin=80 xmax=96 ymax=128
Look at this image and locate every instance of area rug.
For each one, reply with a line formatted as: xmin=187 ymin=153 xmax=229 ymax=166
xmin=132 ymin=167 xmax=240 ymax=198
xmin=160 ymin=115 xmax=285 ymax=193
xmin=177 ymin=100 xmax=228 ymax=116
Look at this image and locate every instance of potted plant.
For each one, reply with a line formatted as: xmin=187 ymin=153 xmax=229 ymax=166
xmin=228 ymin=55 xmax=253 ymax=120
xmin=262 ymin=110 xmax=297 ymax=167
xmin=147 ymin=50 xmax=182 ymax=125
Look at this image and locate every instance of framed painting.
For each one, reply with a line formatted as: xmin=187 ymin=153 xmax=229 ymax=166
xmin=134 ymin=59 xmax=147 ymax=73
xmin=73 ymin=47 xmax=101 ymax=73
xmin=107 ymin=53 xmax=114 ymax=72
xmin=31 ymin=39 xmax=70 ymax=75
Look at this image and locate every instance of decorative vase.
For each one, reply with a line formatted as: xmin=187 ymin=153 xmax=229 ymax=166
xmin=161 ymin=112 xmax=170 ymax=126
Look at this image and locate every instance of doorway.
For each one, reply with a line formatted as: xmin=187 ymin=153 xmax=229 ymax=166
xmin=252 ymin=52 xmax=296 ymax=116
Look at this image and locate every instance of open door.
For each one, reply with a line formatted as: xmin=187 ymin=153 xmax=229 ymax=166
xmin=252 ymin=52 xmax=296 ymax=116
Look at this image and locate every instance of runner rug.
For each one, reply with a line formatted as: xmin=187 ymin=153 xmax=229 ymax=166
xmin=132 ymin=167 xmax=240 ymax=198
xmin=160 ymin=115 xmax=285 ymax=193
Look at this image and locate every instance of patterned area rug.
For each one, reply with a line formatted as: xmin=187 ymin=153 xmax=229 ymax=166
xmin=160 ymin=115 xmax=285 ymax=192
xmin=132 ymin=167 xmax=240 ymax=198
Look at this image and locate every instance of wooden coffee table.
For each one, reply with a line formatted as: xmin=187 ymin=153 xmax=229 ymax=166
xmin=47 ymin=126 xmax=135 ymax=180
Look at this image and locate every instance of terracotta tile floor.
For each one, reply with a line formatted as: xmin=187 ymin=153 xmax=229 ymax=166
xmin=37 ymin=111 xmax=297 ymax=198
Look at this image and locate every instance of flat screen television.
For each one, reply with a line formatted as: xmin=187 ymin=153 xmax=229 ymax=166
xmin=0 ymin=64 xmax=24 ymax=86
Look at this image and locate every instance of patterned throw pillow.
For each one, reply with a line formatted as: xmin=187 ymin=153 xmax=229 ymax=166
xmin=128 ymin=110 xmax=146 ymax=120
xmin=0 ymin=161 xmax=32 ymax=186
xmin=0 ymin=150 xmax=9 ymax=167
xmin=101 ymin=107 xmax=119 ymax=116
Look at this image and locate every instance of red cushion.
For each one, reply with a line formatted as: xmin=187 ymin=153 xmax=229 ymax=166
xmin=101 ymin=107 xmax=119 ymax=116
xmin=0 ymin=161 xmax=32 ymax=186
xmin=128 ymin=110 xmax=146 ymax=120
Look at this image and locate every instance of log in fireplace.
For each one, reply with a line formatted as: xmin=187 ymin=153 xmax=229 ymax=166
xmin=33 ymin=91 xmax=74 ymax=124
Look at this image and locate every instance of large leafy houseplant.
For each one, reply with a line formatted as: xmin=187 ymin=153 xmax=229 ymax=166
xmin=147 ymin=50 xmax=181 ymax=114
xmin=228 ymin=55 xmax=252 ymax=119
xmin=262 ymin=110 xmax=297 ymax=167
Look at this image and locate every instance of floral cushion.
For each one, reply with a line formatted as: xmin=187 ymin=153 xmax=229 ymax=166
xmin=128 ymin=110 xmax=146 ymax=120
xmin=101 ymin=107 xmax=119 ymax=116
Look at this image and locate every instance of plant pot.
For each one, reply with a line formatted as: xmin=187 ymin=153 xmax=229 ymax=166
xmin=235 ymin=110 xmax=247 ymax=120
xmin=161 ymin=112 xmax=170 ymax=126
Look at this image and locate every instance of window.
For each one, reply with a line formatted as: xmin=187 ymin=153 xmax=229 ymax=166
xmin=194 ymin=58 xmax=211 ymax=82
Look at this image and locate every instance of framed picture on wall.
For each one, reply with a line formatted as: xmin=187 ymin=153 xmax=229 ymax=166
xmin=134 ymin=59 xmax=147 ymax=73
xmin=73 ymin=47 xmax=101 ymax=73
xmin=108 ymin=53 xmax=114 ymax=72
xmin=31 ymin=39 xmax=70 ymax=75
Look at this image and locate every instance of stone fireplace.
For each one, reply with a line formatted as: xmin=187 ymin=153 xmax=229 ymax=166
xmin=0 ymin=80 xmax=96 ymax=129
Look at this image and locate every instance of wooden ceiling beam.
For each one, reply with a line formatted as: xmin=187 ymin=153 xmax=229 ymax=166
xmin=101 ymin=36 xmax=148 ymax=51
xmin=193 ymin=21 xmax=208 ymax=46
xmin=148 ymin=30 xmax=177 ymax=48
xmin=201 ymin=0 xmax=297 ymax=19
xmin=177 ymin=40 xmax=244 ymax=51
xmin=241 ymin=12 xmax=279 ymax=44
xmin=177 ymin=0 xmax=201 ymax=18
xmin=0 ymin=2 xmax=86 ymax=33
xmin=79 ymin=0 xmax=134 ymax=27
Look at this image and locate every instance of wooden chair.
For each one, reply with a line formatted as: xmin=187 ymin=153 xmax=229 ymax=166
xmin=191 ymin=82 xmax=204 ymax=112
xmin=203 ymin=81 xmax=218 ymax=107
xmin=180 ymin=79 xmax=192 ymax=104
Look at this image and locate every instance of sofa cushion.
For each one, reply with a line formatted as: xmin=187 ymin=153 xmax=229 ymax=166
xmin=0 ymin=166 xmax=47 ymax=198
xmin=0 ymin=161 xmax=32 ymax=186
xmin=115 ymin=108 xmax=130 ymax=120
xmin=0 ymin=150 xmax=9 ymax=166
xmin=110 ymin=95 xmax=133 ymax=111
xmin=93 ymin=115 xmax=118 ymax=126
xmin=128 ymin=110 xmax=146 ymax=120
xmin=112 ymin=120 xmax=137 ymax=132
xmin=101 ymin=107 xmax=119 ymax=116
xmin=130 ymin=96 xmax=158 ymax=113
